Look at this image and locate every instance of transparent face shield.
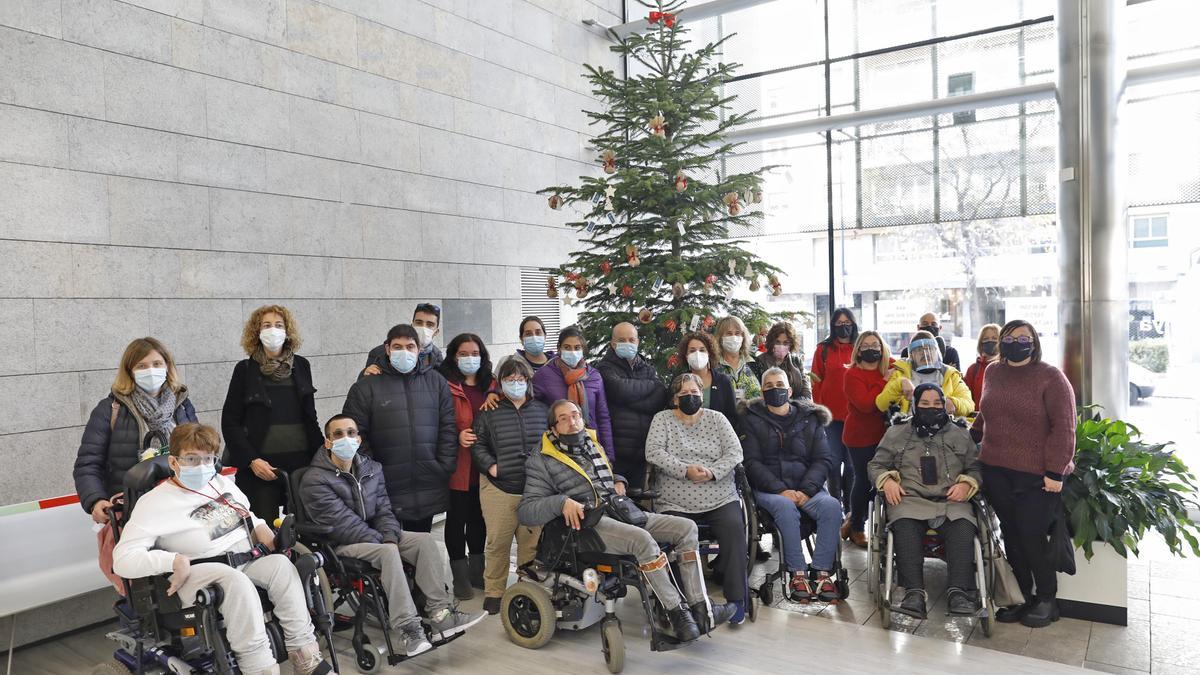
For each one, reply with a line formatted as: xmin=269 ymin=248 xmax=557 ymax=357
xmin=909 ymin=338 xmax=943 ymax=374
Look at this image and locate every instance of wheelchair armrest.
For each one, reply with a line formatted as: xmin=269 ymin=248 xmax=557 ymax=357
xmin=624 ymin=488 xmax=658 ymax=501
xmin=297 ymin=522 xmax=335 ymax=538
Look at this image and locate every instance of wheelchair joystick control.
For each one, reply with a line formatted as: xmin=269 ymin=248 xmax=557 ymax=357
xmin=583 ymin=568 xmax=601 ymax=594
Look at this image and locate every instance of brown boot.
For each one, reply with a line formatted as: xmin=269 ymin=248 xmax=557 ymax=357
xmin=849 ymin=531 xmax=868 ymax=548
xmin=839 ymin=517 xmax=852 ymax=541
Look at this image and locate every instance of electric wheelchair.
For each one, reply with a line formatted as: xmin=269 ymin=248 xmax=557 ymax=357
xmin=284 ymin=467 xmax=462 ymax=674
xmin=865 ymin=491 xmax=1000 ymax=635
xmin=498 ymin=498 xmax=702 ymax=674
xmin=91 ymin=457 xmax=336 ymax=675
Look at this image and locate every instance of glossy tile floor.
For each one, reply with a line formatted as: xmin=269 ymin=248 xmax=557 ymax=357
xmin=9 ymin=526 xmax=1198 ymax=674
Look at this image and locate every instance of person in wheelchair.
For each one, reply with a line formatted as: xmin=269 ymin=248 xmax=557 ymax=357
xmin=741 ymin=368 xmax=843 ymax=603
xmin=644 ymin=373 xmax=748 ymax=625
xmin=299 ymin=414 xmax=486 ymax=653
xmin=868 ymin=383 xmax=982 ymax=620
xmin=518 ymin=399 xmax=736 ymax=643
xmin=111 ymin=423 xmax=331 ymax=675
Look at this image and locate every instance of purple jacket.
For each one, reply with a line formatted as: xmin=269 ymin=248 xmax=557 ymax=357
xmin=532 ymin=356 xmax=615 ymax=460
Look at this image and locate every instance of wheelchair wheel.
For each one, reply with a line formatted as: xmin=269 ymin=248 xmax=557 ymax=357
xmin=89 ymin=661 xmax=128 ymax=675
xmin=601 ymin=618 xmax=625 ymax=674
xmin=501 ymin=582 xmax=556 ymax=649
xmin=355 ymin=639 xmax=383 ymax=674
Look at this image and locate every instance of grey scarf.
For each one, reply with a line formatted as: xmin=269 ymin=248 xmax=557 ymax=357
xmin=252 ymin=346 xmax=294 ymax=381
xmin=130 ymin=386 xmax=178 ymax=449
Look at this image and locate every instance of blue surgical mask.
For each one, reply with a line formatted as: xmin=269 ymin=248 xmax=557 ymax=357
xmin=177 ymin=464 xmax=215 ymax=491
xmin=614 ymin=342 xmax=637 ymax=360
xmin=457 ymin=355 xmax=481 ymax=375
xmin=523 ymin=335 xmax=545 ymax=355
xmin=389 ymin=349 xmax=417 ymax=374
xmin=502 ymin=380 xmax=528 ymax=400
xmin=561 ymin=349 xmax=584 ymax=367
xmin=134 ymin=367 xmax=167 ymax=394
xmin=331 ymin=436 xmax=360 ymax=461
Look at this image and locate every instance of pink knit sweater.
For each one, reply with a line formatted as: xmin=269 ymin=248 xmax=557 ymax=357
xmin=971 ymin=360 xmax=1077 ymax=479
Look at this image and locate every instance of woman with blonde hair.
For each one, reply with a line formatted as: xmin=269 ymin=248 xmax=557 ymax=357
xmin=840 ymin=330 xmax=894 ymax=546
xmin=964 ymin=323 xmax=1001 ymax=407
xmin=714 ymin=315 xmax=762 ymax=402
xmin=222 ymin=305 xmax=322 ymax=520
xmin=75 ymin=337 xmax=198 ymax=525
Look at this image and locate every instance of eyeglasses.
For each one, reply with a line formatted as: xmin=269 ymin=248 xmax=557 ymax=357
xmin=1001 ymin=336 xmax=1034 ymax=345
xmin=177 ymin=454 xmax=218 ymax=467
xmin=502 ymin=377 xmax=527 ymax=384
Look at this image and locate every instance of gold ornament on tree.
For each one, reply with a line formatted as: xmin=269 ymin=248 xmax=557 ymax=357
xmin=626 ymin=244 xmax=641 ymax=268
xmin=638 ymin=308 xmax=653 ymax=324
xmin=769 ymin=274 xmax=782 ymax=296
xmin=601 ymin=149 xmax=617 ymax=174
xmin=548 ymin=194 xmax=563 ymax=210
xmin=674 ymin=170 xmax=688 ymax=192
xmin=671 ymin=282 xmax=684 ymax=300
xmin=748 ymin=274 xmax=761 ymax=292
xmin=649 ymin=113 xmax=667 ymax=137
xmin=546 ymin=275 xmax=558 ymax=298
xmin=723 ymin=192 xmax=742 ymax=216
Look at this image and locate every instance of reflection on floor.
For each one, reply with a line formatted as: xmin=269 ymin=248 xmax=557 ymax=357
xmin=9 ymin=525 xmax=1199 ymax=674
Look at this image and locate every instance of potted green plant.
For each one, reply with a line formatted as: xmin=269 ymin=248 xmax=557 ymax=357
xmin=1064 ymin=406 xmax=1200 ymax=560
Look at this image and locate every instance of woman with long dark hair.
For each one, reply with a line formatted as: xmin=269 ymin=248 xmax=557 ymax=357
xmin=971 ymin=319 xmax=1075 ymax=628
xmin=811 ymin=308 xmax=858 ymax=509
xmin=438 ymin=333 xmax=493 ymax=599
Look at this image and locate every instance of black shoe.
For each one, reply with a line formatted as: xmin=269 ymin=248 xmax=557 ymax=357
xmin=667 ymin=605 xmax=701 ymax=642
xmin=755 ymin=549 xmax=772 ymax=562
xmin=690 ymin=600 xmax=736 ymax=634
xmin=482 ymin=597 xmax=500 ymax=615
xmin=946 ymin=587 xmax=977 ymax=616
xmin=1020 ymin=598 xmax=1060 ymax=628
xmin=893 ymin=589 xmax=927 ymax=620
xmin=995 ymin=600 xmax=1034 ymax=623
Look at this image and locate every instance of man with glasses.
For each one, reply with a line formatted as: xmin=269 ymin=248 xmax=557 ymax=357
xmin=299 ymin=415 xmax=485 ymax=652
xmin=343 ymin=324 xmax=457 ymax=533
xmin=900 ymin=312 xmax=961 ymax=371
xmin=112 ymin=423 xmax=331 ymax=675
xmin=361 ymin=303 xmax=443 ymax=379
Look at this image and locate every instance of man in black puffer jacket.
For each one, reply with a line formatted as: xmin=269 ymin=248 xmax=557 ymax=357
xmin=342 ymin=324 xmax=457 ymax=532
xmin=595 ymin=322 xmax=670 ymax=490
xmin=300 ymin=415 xmax=485 ymax=650
xmin=740 ymin=367 xmax=844 ymax=604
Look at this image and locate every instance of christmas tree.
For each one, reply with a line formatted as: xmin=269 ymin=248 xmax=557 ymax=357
xmin=541 ymin=0 xmax=791 ymax=371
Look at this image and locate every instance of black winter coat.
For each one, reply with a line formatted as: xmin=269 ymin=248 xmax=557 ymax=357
xmin=740 ymin=398 xmax=833 ymax=498
xmin=299 ymin=449 xmax=404 ymax=546
xmin=220 ymin=356 xmax=322 ymax=470
xmin=471 ymin=397 xmax=549 ymax=495
xmin=342 ymin=358 xmax=457 ymax=520
xmin=595 ymin=350 xmax=669 ymax=462
xmin=74 ymin=389 xmax=198 ymax=514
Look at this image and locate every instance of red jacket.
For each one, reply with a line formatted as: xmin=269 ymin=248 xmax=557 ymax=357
xmin=964 ymin=357 xmax=992 ymax=408
xmin=842 ymin=361 xmax=893 ymax=447
xmin=447 ymin=381 xmax=483 ymax=491
xmin=811 ymin=341 xmax=854 ymax=421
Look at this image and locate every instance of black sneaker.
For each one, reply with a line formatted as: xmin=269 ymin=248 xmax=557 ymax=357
xmin=995 ymin=600 xmax=1034 ymax=623
xmin=667 ymin=605 xmax=701 ymax=642
xmin=946 ymin=587 xmax=977 ymax=616
xmin=893 ymin=589 xmax=927 ymax=620
xmin=1020 ymin=598 xmax=1060 ymax=628
xmin=690 ymin=600 xmax=736 ymax=634
xmin=482 ymin=597 xmax=500 ymax=615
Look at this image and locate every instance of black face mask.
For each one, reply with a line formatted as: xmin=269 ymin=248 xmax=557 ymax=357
xmin=1000 ymin=341 xmax=1034 ymax=362
xmin=763 ymin=387 xmax=790 ymax=408
xmin=677 ymin=394 xmax=703 ymax=416
xmin=913 ymin=407 xmax=949 ymax=436
xmin=833 ymin=324 xmax=853 ymax=339
xmin=919 ymin=324 xmax=940 ymax=337
xmin=557 ymin=429 xmax=587 ymax=447
xmin=981 ymin=340 xmax=999 ymax=356
xmin=859 ymin=349 xmax=882 ymax=364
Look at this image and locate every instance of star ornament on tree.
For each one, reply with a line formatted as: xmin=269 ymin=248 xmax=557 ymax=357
xmin=535 ymin=0 xmax=791 ymax=370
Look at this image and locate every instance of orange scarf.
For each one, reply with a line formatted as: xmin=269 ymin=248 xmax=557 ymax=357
xmin=559 ymin=360 xmax=591 ymax=424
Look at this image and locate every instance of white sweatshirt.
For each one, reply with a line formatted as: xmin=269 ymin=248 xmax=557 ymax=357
xmin=112 ymin=473 xmax=266 ymax=579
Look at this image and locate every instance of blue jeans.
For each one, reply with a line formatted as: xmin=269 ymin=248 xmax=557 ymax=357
xmin=755 ymin=490 xmax=842 ymax=572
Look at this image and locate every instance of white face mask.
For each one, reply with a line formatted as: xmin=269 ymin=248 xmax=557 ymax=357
xmin=259 ymin=327 xmax=287 ymax=353
xmin=687 ymin=351 xmax=709 ymax=371
xmin=134 ymin=367 xmax=168 ymax=394
xmin=415 ymin=326 xmax=435 ymax=349
xmin=721 ymin=335 xmax=744 ymax=353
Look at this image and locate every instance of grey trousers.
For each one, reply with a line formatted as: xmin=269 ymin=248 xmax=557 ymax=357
xmin=336 ymin=531 xmax=451 ymax=627
xmin=174 ymin=554 xmax=317 ymax=674
xmin=593 ymin=513 xmax=704 ymax=610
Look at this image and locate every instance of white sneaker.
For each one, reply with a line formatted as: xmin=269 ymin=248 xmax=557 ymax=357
xmin=426 ymin=607 xmax=487 ymax=640
xmin=399 ymin=622 xmax=433 ymax=657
